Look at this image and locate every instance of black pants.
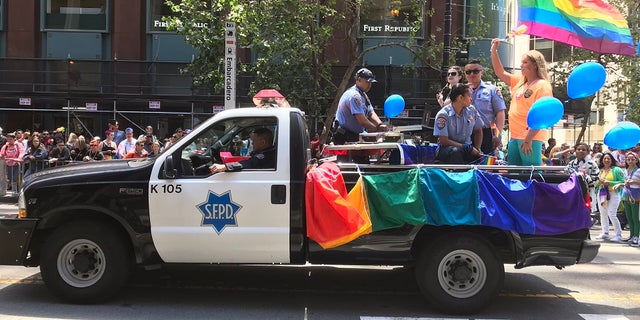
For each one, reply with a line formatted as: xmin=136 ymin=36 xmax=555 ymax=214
xmin=436 ymin=145 xmax=480 ymax=164
xmin=471 ymin=128 xmax=496 ymax=156
xmin=331 ymin=127 xmax=369 ymax=164
xmin=331 ymin=127 xmax=360 ymax=145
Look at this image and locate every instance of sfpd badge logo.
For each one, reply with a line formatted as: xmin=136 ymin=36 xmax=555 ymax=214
xmin=196 ymin=190 xmax=242 ymax=234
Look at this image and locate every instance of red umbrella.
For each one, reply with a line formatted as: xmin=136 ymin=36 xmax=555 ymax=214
xmin=253 ymin=89 xmax=290 ymax=108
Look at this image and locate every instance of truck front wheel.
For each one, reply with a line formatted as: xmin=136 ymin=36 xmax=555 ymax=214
xmin=415 ymin=233 xmax=504 ymax=314
xmin=40 ymin=221 xmax=132 ymax=303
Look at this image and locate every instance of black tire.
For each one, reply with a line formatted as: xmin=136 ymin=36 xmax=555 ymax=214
xmin=40 ymin=220 xmax=133 ymax=304
xmin=415 ymin=232 xmax=504 ymax=314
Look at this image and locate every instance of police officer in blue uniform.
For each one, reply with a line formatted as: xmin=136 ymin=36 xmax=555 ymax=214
xmin=210 ymin=128 xmax=275 ymax=173
xmin=464 ymin=59 xmax=506 ymax=155
xmin=434 ymin=83 xmax=484 ymax=164
xmin=332 ymin=68 xmax=387 ymax=145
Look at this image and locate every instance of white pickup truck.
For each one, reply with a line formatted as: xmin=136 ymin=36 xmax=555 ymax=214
xmin=0 ymin=107 xmax=599 ymax=313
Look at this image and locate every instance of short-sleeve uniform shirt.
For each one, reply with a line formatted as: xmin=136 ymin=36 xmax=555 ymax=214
xmin=470 ymin=81 xmax=506 ymax=128
xmin=336 ymin=85 xmax=375 ymax=134
xmin=433 ymin=105 xmax=484 ymax=145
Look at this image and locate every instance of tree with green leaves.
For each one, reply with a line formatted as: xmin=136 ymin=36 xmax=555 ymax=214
xmin=165 ymin=0 xmax=336 ymax=114
xmin=165 ymin=1 xmax=454 ymax=144
xmin=607 ymin=0 xmax=640 ymax=125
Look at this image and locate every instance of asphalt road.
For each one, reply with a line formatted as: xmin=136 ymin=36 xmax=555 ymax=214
xmin=1 ymin=201 xmax=639 ymax=319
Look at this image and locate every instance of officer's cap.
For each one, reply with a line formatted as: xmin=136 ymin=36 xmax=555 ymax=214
xmin=355 ymin=68 xmax=377 ymax=83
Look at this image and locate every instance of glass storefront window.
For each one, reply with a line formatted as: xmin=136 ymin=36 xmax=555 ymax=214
xmin=0 ymin=0 xmax=4 ymax=31
xmin=148 ymin=0 xmax=176 ymax=32
xmin=464 ymin=0 xmax=513 ymax=39
xmin=43 ymin=0 xmax=108 ymax=31
xmin=147 ymin=0 xmax=207 ymax=33
xmin=359 ymin=0 xmax=423 ymax=38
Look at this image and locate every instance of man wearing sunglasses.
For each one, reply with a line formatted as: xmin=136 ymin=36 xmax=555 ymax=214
xmin=465 ymin=59 xmax=506 ymax=156
xmin=123 ymin=141 xmax=149 ymax=159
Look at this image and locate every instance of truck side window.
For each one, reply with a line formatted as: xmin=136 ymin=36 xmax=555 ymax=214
xmin=175 ymin=117 xmax=278 ymax=178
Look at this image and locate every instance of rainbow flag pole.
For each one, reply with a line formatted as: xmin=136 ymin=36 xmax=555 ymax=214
xmin=482 ymin=155 xmax=497 ymax=165
xmin=490 ymin=122 xmax=500 ymax=139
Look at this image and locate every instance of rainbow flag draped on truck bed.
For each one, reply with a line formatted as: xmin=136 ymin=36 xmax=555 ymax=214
xmin=305 ymin=163 xmax=591 ymax=249
xmin=519 ymin=0 xmax=636 ymax=56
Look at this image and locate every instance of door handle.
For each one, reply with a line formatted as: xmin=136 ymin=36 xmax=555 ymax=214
xmin=271 ymin=185 xmax=286 ymax=204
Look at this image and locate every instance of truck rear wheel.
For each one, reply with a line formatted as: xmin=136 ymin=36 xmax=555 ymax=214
xmin=40 ymin=221 xmax=132 ymax=303
xmin=415 ymin=233 xmax=504 ymax=314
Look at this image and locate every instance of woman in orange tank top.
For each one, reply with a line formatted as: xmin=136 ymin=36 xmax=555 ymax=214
xmin=490 ymin=38 xmax=553 ymax=165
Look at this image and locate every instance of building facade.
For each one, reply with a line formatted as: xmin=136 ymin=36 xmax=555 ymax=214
xmin=0 ymin=0 xmax=573 ymax=142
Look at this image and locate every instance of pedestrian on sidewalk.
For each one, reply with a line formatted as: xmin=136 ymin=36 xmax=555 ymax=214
xmin=595 ymin=153 xmax=625 ymax=242
xmin=615 ymin=151 xmax=640 ymax=246
xmin=0 ymin=132 xmax=25 ymax=191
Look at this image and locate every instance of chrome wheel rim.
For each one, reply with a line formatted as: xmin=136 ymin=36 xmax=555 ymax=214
xmin=437 ymin=249 xmax=487 ymax=298
xmin=57 ymin=239 xmax=105 ymax=288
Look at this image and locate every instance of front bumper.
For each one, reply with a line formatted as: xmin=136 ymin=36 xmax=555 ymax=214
xmin=0 ymin=218 xmax=38 ymax=265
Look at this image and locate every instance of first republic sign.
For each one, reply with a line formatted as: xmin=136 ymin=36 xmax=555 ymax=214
xmin=225 ymin=22 xmax=237 ymax=110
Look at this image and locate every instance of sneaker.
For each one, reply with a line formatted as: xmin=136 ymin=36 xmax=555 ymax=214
xmin=595 ymin=234 xmax=609 ymax=240
xmin=631 ymin=237 xmax=639 ymax=247
xmin=622 ymin=236 xmax=631 ymax=242
xmin=610 ymin=235 xmax=623 ymax=242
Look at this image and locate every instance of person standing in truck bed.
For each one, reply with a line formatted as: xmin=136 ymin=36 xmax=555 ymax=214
xmin=332 ymin=68 xmax=387 ymax=145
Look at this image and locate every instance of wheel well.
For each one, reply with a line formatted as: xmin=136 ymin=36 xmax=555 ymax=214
xmin=411 ymin=225 xmax=516 ymax=265
xmin=27 ymin=210 xmax=136 ymax=267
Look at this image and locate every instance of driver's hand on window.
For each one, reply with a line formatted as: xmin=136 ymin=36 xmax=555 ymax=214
xmin=209 ymin=163 xmax=227 ymax=173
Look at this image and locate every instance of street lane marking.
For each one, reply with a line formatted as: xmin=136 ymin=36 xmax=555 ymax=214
xmin=0 ymin=278 xmax=43 ymax=285
xmin=580 ymin=315 xmax=630 ymax=320
xmin=361 ymin=318 xmax=464 ymax=320
xmin=361 ymin=317 xmax=632 ymax=320
xmin=2 ymin=277 xmax=640 ymax=303
xmin=501 ymin=292 xmax=640 ymax=302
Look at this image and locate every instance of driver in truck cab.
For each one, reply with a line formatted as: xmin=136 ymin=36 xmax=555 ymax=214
xmin=209 ymin=127 xmax=275 ymax=173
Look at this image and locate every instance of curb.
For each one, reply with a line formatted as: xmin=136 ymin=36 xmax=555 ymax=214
xmin=0 ymin=194 xmax=18 ymax=203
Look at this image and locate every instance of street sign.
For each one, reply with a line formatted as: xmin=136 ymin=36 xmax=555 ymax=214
xmin=19 ymin=97 xmax=31 ymax=106
xmin=212 ymin=105 xmax=224 ymax=113
xmin=149 ymin=100 xmax=161 ymax=110
xmin=225 ymin=22 xmax=236 ymax=109
xmin=86 ymin=102 xmax=98 ymax=111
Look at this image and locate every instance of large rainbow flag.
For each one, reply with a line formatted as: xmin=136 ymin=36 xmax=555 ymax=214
xmin=519 ymin=0 xmax=636 ymax=56
xmin=305 ymin=162 xmax=591 ymax=249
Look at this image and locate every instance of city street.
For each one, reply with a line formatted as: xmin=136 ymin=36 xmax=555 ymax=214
xmin=1 ymin=202 xmax=639 ymax=319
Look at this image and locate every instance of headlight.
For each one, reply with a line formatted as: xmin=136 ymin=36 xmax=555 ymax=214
xmin=18 ymin=190 xmax=26 ymax=218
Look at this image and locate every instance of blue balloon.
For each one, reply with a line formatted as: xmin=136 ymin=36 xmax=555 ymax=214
xmin=384 ymin=94 xmax=405 ymax=118
xmin=604 ymin=121 xmax=640 ymax=150
xmin=526 ymin=96 xmax=564 ymax=129
xmin=567 ymin=62 xmax=606 ymax=99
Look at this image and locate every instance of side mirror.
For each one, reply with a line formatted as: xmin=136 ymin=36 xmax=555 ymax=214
xmin=164 ymin=155 xmax=176 ymax=179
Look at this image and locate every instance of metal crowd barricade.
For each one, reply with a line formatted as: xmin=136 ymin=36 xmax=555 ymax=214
xmin=0 ymin=158 xmax=5 ymax=195
xmin=23 ymin=159 xmax=50 ymax=177
xmin=1 ymin=158 xmax=24 ymax=195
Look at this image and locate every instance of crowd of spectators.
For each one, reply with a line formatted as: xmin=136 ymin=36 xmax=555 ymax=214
xmin=0 ymin=122 xmax=189 ymax=190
